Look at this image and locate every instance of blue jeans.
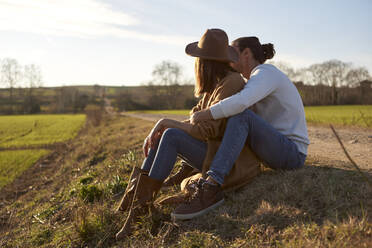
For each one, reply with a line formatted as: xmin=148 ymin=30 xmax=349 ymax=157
xmin=141 ymin=128 xmax=207 ymax=181
xmin=207 ymin=109 xmax=307 ymax=185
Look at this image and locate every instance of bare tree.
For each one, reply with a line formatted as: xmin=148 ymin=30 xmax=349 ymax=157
xmin=270 ymin=61 xmax=299 ymax=81
xmin=150 ymin=60 xmax=184 ymax=109
xmin=306 ymin=60 xmax=352 ymax=104
xmin=303 ymin=60 xmax=372 ymax=104
xmin=152 ymin=60 xmax=182 ymax=86
xmin=24 ymin=64 xmax=43 ymax=89
xmin=1 ymin=58 xmax=22 ymax=112
xmin=23 ymin=64 xmax=43 ymax=113
xmin=346 ymin=67 xmax=371 ymax=87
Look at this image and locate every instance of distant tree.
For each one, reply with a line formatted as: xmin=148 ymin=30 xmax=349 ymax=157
xmin=346 ymin=67 xmax=371 ymax=87
xmin=146 ymin=81 xmax=166 ymax=109
xmin=306 ymin=60 xmax=353 ymax=104
xmin=152 ymin=60 xmax=182 ymax=86
xmin=24 ymin=64 xmax=43 ymax=89
xmin=0 ymin=58 xmax=22 ymax=113
xmin=151 ymin=60 xmax=184 ymax=109
xmin=114 ymin=88 xmax=148 ymax=111
xmin=270 ymin=61 xmax=298 ymax=81
xmin=23 ymin=64 xmax=43 ymax=113
xmin=73 ymin=90 xmax=89 ymax=113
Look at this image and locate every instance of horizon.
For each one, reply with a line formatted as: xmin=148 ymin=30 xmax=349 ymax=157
xmin=1 ymin=0 xmax=371 ymax=87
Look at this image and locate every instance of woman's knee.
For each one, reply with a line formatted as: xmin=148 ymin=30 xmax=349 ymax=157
xmin=161 ymin=128 xmax=184 ymax=144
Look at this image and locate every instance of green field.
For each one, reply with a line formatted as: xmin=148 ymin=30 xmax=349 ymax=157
xmin=0 ymin=149 xmax=50 ymax=189
xmin=0 ymin=114 xmax=86 ymax=189
xmin=0 ymin=114 xmax=86 ymax=148
xmin=305 ymin=105 xmax=372 ymax=127
xmin=129 ymin=109 xmax=191 ymax=115
xmin=130 ymin=105 xmax=372 ymax=128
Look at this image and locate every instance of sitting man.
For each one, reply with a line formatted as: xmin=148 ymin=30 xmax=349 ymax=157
xmin=171 ymin=36 xmax=309 ymax=220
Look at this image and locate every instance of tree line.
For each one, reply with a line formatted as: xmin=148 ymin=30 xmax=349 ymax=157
xmin=0 ymin=58 xmax=106 ymax=114
xmin=272 ymin=60 xmax=371 ymax=105
xmin=1 ymin=58 xmax=371 ymax=115
xmin=113 ymin=60 xmax=197 ymax=111
xmin=0 ymin=58 xmax=43 ymax=113
xmin=116 ymin=59 xmax=372 ymax=110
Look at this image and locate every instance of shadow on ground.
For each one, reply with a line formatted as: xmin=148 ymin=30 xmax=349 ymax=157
xmin=156 ymin=160 xmax=372 ymax=245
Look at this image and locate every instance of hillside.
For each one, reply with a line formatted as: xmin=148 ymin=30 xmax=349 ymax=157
xmin=0 ymin=114 xmax=371 ymax=247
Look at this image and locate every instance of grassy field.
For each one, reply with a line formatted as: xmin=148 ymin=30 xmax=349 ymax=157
xmin=0 ymin=114 xmax=86 ymax=148
xmin=129 ymin=109 xmax=192 ymax=116
xmin=0 ymin=149 xmax=50 ymax=189
xmin=130 ymin=105 xmax=372 ymax=128
xmin=1 ymin=115 xmax=370 ymax=247
xmin=0 ymin=114 xmax=86 ymax=190
xmin=305 ymin=105 xmax=372 ymax=127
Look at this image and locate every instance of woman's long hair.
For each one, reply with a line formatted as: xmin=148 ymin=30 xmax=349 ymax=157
xmin=194 ymin=58 xmax=233 ymax=97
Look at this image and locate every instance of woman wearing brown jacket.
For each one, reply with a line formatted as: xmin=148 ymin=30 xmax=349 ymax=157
xmin=115 ymin=29 xmax=261 ymax=240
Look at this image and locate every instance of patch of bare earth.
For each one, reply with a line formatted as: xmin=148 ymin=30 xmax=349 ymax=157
xmin=308 ymin=124 xmax=372 ymax=170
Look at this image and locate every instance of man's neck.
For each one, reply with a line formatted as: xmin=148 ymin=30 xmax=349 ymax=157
xmin=242 ymin=61 xmax=260 ymax=79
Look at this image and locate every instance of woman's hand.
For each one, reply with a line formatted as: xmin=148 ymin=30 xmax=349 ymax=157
xmin=190 ymin=109 xmax=213 ymax=124
xmin=149 ymin=119 xmax=168 ymax=146
xmin=142 ymin=119 xmax=169 ymax=157
xmin=142 ymin=118 xmax=193 ymax=157
xmin=143 ymin=136 xmax=151 ymax=157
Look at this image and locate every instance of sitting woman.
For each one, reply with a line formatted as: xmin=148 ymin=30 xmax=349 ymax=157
xmin=115 ymin=29 xmax=260 ymax=240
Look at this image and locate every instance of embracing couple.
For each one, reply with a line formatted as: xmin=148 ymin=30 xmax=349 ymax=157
xmin=115 ymin=29 xmax=309 ymax=240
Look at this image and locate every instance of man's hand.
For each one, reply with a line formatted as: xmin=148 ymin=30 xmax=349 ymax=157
xmin=190 ymin=109 xmax=213 ymax=124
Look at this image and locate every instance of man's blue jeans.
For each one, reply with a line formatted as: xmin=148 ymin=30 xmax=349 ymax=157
xmin=207 ymin=109 xmax=307 ymax=185
xmin=141 ymin=128 xmax=207 ymax=181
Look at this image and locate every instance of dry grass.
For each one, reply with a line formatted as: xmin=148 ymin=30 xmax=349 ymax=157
xmin=0 ymin=115 xmax=371 ymax=247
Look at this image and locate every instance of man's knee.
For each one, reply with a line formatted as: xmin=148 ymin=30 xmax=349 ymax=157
xmin=229 ymin=109 xmax=255 ymax=122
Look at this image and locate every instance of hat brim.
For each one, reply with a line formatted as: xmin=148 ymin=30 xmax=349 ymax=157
xmin=185 ymin=42 xmax=239 ymax=63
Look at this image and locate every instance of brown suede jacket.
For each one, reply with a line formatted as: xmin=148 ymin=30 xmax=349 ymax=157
xmin=184 ymin=71 xmax=261 ymax=192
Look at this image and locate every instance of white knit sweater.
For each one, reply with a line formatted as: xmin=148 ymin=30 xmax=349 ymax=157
xmin=210 ymin=64 xmax=309 ymax=155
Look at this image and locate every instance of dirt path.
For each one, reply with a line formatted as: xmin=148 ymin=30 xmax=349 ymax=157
xmin=122 ymin=112 xmax=372 ymax=170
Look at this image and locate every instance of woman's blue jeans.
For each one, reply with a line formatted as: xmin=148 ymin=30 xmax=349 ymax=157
xmin=141 ymin=128 xmax=207 ymax=181
xmin=206 ymin=109 xmax=307 ymax=185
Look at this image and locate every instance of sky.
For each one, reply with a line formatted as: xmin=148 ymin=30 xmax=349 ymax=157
xmin=0 ymin=0 xmax=371 ymax=87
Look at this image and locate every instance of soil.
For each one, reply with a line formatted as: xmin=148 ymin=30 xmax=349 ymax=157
xmin=122 ymin=112 xmax=372 ymax=170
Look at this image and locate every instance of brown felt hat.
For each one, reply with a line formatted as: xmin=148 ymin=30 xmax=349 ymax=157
xmin=185 ymin=29 xmax=238 ymax=63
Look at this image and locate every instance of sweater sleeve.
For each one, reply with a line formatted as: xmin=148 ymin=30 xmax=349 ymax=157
xmin=210 ymin=66 xmax=278 ymax=119
xmin=189 ymin=98 xmax=203 ymax=115
xmin=189 ymin=73 xmax=246 ymax=141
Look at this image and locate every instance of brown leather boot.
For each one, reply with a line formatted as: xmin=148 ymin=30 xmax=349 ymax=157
xmin=163 ymin=161 xmax=196 ymax=188
xmin=115 ymin=174 xmax=163 ymax=241
xmin=115 ymin=166 xmax=147 ymax=213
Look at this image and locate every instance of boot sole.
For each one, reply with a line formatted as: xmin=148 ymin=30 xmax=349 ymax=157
xmin=171 ymin=199 xmax=224 ymax=220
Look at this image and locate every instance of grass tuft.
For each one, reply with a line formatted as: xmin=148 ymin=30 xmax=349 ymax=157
xmin=31 ymin=228 xmax=53 ymax=246
xmin=79 ymin=185 xmax=103 ymax=203
xmin=106 ymin=175 xmax=128 ymax=195
xmin=79 ymin=175 xmax=94 ymax=185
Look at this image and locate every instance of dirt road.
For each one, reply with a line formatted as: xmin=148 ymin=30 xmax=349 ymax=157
xmin=122 ymin=112 xmax=372 ymax=170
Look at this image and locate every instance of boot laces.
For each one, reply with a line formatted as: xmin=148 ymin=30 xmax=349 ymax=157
xmin=186 ymin=178 xmax=208 ymax=204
